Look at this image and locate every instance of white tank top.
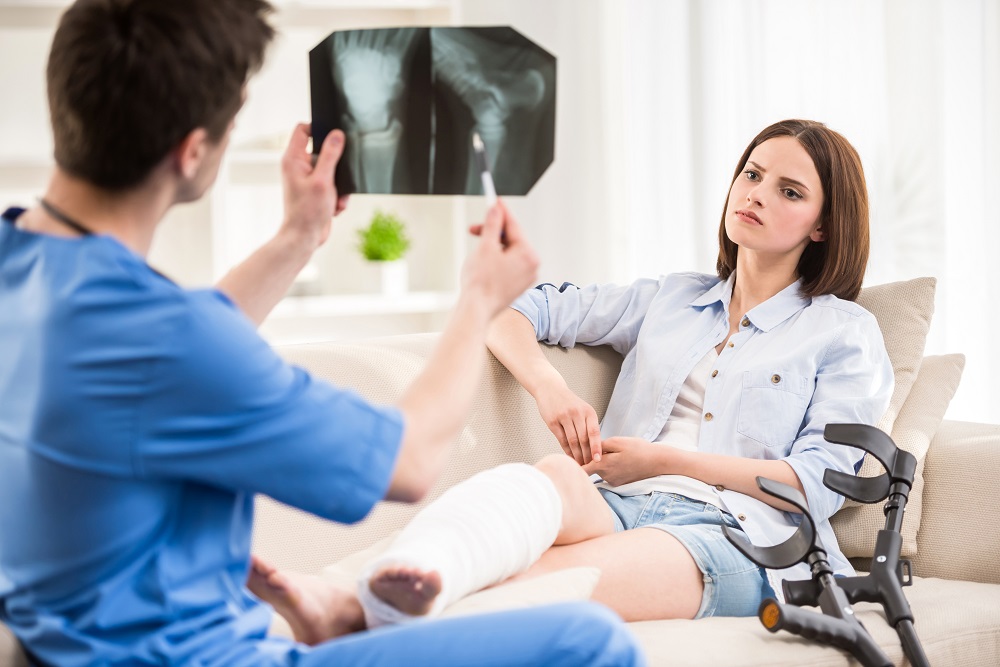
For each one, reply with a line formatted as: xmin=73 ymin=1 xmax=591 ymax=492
xmin=597 ymin=348 xmax=721 ymax=506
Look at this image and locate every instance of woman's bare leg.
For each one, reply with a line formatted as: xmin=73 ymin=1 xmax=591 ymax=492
xmin=500 ymin=455 xmax=703 ymax=620
xmin=533 ymin=453 xmax=618 ymax=544
xmin=510 ymin=528 xmax=705 ymax=621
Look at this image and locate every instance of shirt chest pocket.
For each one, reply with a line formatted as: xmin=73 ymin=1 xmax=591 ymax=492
xmin=736 ymin=370 xmax=812 ymax=448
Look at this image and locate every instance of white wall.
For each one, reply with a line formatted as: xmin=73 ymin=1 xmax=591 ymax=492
xmin=613 ymin=0 xmax=1000 ymax=423
xmin=3 ymin=1 xmax=998 ymax=422
xmin=454 ymin=0 xmax=624 ymax=287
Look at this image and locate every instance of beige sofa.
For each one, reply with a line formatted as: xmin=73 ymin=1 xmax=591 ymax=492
xmin=4 ymin=278 xmax=1000 ymax=665
xmin=260 ymin=333 xmax=999 ymax=667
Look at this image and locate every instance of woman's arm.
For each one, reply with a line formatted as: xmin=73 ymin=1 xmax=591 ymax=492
xmin=512 ymin=279 xmax=661 ymax=355
xmin=778 ymin=314 xmax=894 ymax=523
xmin=487 ymin=310 xmax=603 ymax=465
xmin=585 ymin=312 xmax=894 ymax=518
xmin=583 ymin=436 xmax=806 ymax=513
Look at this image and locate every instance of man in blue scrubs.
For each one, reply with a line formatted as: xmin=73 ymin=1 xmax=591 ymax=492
xmin=0 ymin=1 xmax=645 ymax=665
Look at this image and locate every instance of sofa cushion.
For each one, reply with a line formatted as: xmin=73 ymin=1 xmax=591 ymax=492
xmin=628 ymin=576 xmax=1000 ymax=666
xmin=909 ymin=419 xmax=1000 ymax=585
xmin=441 ymin=567 xmax=601 ymax=618
xmin=855 ymin=277 xmax=936 ymax=434
xmin=832 ymin=354 xmax=964 ymax=558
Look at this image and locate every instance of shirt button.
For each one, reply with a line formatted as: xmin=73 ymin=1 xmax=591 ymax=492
xmin=727 ymin=342 xmax=734 ymax=348
xmin=741 ymin=317 xmax=750 ymax=327
xmin=711 ymin=370 xmax=719 ymax=378
xmin=715 ymin=484 xmax=725 ymax=492
xmin=738 ymin=513 xmax=747 ymax=521
xmin=771 ymin=374 xmax=781 ymax=384
xmin=704 ymin=412 xmax=714 ymax=422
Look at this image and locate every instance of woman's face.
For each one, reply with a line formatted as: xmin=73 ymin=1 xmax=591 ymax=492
xmin=724 ymin=136 xmax=825 ymax=260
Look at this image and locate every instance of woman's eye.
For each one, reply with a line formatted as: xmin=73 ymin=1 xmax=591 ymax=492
xmin=783 ymin=188 xmax=802 ymax=200
xmin=744 ymin=169 xmax=759 ymax=181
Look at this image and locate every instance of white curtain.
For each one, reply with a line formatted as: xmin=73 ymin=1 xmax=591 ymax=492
xmin=617 ymin=0 xmax=1000 ymax=423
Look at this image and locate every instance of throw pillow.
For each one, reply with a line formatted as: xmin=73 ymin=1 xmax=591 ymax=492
xmin=831 ymin=353 xmax=965 ymax=558
xmin=855 ymin=277 xmax=937 ymax=434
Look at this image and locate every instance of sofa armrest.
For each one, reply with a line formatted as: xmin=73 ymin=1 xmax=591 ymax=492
xmin=909 ymin=419 xmax=1000 ymax=584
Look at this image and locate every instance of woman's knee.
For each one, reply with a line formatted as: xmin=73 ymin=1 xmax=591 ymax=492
xmin=534 ymin=454 xmax=590 ymax=499
xmin=534 ymin=455 xmax=612 ymax=542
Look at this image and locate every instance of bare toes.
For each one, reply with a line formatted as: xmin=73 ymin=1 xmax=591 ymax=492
xmin=370 ymin=566 xmax=443 ymax=616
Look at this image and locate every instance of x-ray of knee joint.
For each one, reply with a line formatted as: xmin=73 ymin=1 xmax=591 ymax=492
xmin=310 ymin=27 xmax=556 ymax=196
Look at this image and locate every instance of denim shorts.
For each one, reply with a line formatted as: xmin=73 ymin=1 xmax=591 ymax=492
xmin=598 ymin=488 xmax=775 ymax=619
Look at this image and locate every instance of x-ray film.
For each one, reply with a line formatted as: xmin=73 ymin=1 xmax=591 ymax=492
xmin=310 ymin=27 xmax=556 ymax=196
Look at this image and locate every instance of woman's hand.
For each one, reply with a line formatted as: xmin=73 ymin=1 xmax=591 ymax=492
xmin=535 ymin=381 xmax=603 ymax=466
xmin=582 ymin=436 xmax=667 ymax=486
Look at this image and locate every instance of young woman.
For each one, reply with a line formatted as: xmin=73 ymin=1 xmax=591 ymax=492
xmin=251 ymin=119 xmax=893 ymax=637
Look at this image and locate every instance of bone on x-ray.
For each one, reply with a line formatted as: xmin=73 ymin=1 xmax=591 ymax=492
xmin=309 ymin=27 xmax=556 ymax=196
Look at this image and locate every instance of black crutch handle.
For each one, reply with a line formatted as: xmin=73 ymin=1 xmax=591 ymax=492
xmin=723 ymin=477 xmax=819 ymax=570
xmin=823 ymin=423 xmax=916 ymax=504
xmin=758 ymin=599 xmax=893 ymax=667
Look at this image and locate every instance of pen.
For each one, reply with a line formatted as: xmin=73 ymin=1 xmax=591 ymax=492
xmin=472 ymin=132 xmax=497 ymax=208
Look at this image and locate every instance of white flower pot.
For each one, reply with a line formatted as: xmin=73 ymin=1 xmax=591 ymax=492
xmin=378 ymin=259 xmax=409 ymax=297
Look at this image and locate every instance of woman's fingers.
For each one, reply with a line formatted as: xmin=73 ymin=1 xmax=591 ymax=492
xmin=586 ymin=412 xmax=603 ymax=462
xmin=572 ymin=415 xmax=593 ymax=465
xmin=561 ymin=418 xmax=586 ymax=465
xmin=551 ymin=422 xmax=573 ymax=459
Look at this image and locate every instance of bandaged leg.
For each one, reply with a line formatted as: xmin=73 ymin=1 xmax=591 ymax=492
xmin=357 ymin=463 xmax=562 ymax=628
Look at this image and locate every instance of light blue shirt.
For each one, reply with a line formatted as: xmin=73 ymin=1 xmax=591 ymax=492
xmin=511 ymin=272 xmax=894 ymax=594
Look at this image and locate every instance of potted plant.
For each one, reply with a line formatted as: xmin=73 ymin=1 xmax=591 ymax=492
xmin=357 ymin=210 xmax=412 ymax=296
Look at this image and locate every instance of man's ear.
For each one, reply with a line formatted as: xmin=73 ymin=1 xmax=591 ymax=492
xmin=174 ymin=128 xmax=210 ymax=180
xmin=810 ymin=226 xmax=826 ymax=243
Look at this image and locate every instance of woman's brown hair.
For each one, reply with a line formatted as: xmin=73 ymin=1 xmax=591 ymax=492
xmin=716 ymin=119 xmax=869 ymax=301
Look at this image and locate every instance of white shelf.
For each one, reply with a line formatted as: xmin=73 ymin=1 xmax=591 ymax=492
xmin=275 ymin=0 xmax=450 ymax=8
xmin=0 ymin=1 xmax=66 ymax=6
xmin=229 ymin=149 xmax=284 ymax=166
xmin=260 ymin=290 xmax=457 ymax=345
xmin=270 ymin=290 xmax=456 ymax=318
xmin=0 ymin=0 xmax=449 ymax=6
xmin=0 ymin=156 xmax=52 ymax=169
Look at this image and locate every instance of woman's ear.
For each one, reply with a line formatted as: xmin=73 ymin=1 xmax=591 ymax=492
xmin=810 ymin=226 xmax=826 ymax=242
xmin=174 ymin=128 xmax=210 ymax=180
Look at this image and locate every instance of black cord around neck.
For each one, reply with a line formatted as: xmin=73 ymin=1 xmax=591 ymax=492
xmin=38 ymin=198 xmax=94 ymax=236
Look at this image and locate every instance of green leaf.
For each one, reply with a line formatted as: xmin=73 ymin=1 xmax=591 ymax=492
xmin=356 ymin=210 xmax=411 ymax=261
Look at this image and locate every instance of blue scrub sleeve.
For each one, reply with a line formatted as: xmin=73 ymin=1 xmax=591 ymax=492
xmin=133 ymin=293 xmax=404 ymax=524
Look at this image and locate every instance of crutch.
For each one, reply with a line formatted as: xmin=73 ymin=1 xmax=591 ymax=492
xmin=723 ymin=475 xmax=893 ymax=667
xmin=800 ymin=423 xmax=930 ymax=667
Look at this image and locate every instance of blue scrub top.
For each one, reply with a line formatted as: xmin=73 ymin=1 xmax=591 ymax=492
xmin=0 ymin=208 xmax=404 ymax=666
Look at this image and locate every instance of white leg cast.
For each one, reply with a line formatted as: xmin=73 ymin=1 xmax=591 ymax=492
xmin=357 ymin=462 xmax=562 ymax=627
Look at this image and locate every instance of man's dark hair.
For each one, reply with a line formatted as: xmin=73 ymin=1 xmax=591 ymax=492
xmin=47 ymin=0 xmax=275 ymax=191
